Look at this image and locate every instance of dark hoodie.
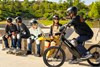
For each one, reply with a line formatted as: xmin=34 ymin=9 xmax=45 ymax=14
xmin=17 ymin=23 xmax=30 ymax=38
xmin=68 ymin=15 xmax=93 ymax=38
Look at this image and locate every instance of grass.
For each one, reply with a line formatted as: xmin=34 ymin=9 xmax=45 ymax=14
xmin=0 ymin=20 xmax=96 ymax=28
xmin=86 ymin=20 xmax=93 ymax=28
xmin=39 ymin=20 xmax=93 ymax=27
xmin=38 ymin=20 xmax=69 ymax=26
xmin=0 ymin=21 xmax=6 ymax=24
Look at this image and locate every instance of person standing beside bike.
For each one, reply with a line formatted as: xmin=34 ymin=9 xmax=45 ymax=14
xmin=66 ymin=6 xmax=94 ymax=64
xmin=49 ymin=15 xmax=62 ymax=46
xmin=15 ymin=16 xmax=30 ymax=52
xmin=26 ymin=19 xmax=43 ymax=57
xmin=2 ymin=17 xmax=17 ymax=51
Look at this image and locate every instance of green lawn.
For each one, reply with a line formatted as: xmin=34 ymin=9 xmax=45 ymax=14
xmin=0 ymin=20 xmax=94 ymax=28
xmin=39 ymin=20 xmax=70 ymax=26
xmin=0 ymin=21 xmax=6 ymax=24
xmin=39 ymin=20 xmax=93 ymax=27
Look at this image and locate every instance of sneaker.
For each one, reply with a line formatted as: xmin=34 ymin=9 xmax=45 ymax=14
xmin=2 ymin=48 xmax=9 ymax=51
xmin=6 ymin=47 xmax=14 ymax=53
xmin=26 ymin=51 xmax=32 ymax=55
xmin=36 ymin=54 xmax=41 ymax=57
xmin=81 ymin=52 xmax=92 ymax=60
xmin=69 ymin=59 xmax=79 ymax=64
xmin=16 ymin=48 xmax=21 ymax=52
xmin=13 ymin=49 xmax=17 ymax=53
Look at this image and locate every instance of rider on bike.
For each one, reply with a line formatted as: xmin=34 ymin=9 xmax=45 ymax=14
xmin=65 ymin=6 xmax=94 ymax=64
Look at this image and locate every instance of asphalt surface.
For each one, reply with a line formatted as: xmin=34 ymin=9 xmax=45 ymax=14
xmin=0 ymin=45 xmax=90 ymax=67
xmin=0 ymin=28 xmax=100 ymax=67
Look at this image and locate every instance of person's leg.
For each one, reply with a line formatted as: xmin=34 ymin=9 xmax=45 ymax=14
xmin=17 ymin=39 xmax=22 ymax=49
xmin=26 ymin=38 xmax=34 ymax=55
xmin=36 ymin=39 xmax=41 ymax=57
xmin=11 ymin=35 xmax=17 ymax=53
xmin=2 ymin=35 xmax=9 ymax=49
xmin=50 ymin=41 xmax=56 ymax=46
xmin=12 ymin=35 xmax=17 ymax=49
xmin=17 ymin=34 xmax=22 ymax=49
xmin=76 ymin=36 xmax=89 ymax=55
xmin=69 ymin=35 xmax=91 ymax=64
xmin=76 ymin=35 xmax=92 ymax=59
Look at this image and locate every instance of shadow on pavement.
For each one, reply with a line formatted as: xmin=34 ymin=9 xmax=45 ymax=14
xmin=79 ymin=62 xmax=90 ymax=67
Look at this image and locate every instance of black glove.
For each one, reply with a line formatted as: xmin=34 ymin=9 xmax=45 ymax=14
xmin=55 ymin=32 xmax=61 ymax=35
xmin=8 ymin=33 xmax=12 ymax=36
xmin=38 ymin=34 xmax=42 ymax=37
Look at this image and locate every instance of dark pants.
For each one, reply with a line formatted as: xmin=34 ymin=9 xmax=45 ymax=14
xmin=16 ymin=34 xmax=29 ymax=49
xmin=76 ymin=35 xmax=91 ymax=55
xmin=2 ymin=35 xmax=17 ymax=48
xmin=72 ymin=35 xmax=92 ymax=59
xmin=16 ymin=39 xmax=22 ymax=49
xmin=28 ymin=39 xmax=41 ymax=54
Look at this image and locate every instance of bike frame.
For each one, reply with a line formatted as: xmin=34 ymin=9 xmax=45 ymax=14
xmin=57 ymin=32 xmax=82 ymax=58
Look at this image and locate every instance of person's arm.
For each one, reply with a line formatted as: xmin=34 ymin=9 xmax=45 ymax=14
xmin=5 ymin=25 xmax=9 ymax=34
xmin=67 ymin=19 xmax=75 ymax=27
xmin=23 ymin=24 xmax=30 ymax=37
xmin=37 ymin=27 xmax=43 ymax=37
xmin=59 ymin=20 xmax=75 ymax=32
xmin=49 ymin=26 xmax=53 ymax=36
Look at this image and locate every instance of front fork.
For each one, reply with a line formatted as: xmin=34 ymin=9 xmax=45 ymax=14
xmin=54 ymin=42 xmax=63 ymax=58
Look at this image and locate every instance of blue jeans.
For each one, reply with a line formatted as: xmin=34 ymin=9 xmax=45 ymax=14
xmin=3 ymin=37 xmax=17 ymax=48
xmin=76 ymin=35 xmax=91 ymax=56
xmin=28 ymin=39 xmax=41 ymax=54
xmin=12 ymin=39 xmax=17 ymax=48
xmin=16 ymin=39 xmax=22 ymax=49
xmin=16 ymin=34 xmax=29 ymax=49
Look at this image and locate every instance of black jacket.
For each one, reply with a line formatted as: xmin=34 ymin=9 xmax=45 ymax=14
xmin=5 ymin=24 xmax=17 ymax=35
xmin=68 ymin=15 xmax=93 ymax=38
xmin=17 ymin=23 xmax=30 ymax=38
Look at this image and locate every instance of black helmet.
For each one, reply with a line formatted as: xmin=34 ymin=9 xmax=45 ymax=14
xmin=15 ymin=16 xmax=22 ymax=22
xmin=6 ymin=17 xmax=12 ymax=23
xmin=30 ymin=19 xmax=38 ymax=26
xmin=53 ymin=15 xmax=59 ymax=20
xmin=67 ymin=6 xmax=77 ymax=15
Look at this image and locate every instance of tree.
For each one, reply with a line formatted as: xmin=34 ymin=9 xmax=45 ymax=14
xmin=66 ymin=0 xmax=73 ymax=6
xmin=88 ymin=2 xmax=100 ymax=19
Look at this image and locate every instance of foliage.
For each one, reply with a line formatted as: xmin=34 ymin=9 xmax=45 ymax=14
xmin=88 ymin=2 xmax=100 ymax=19
xmin=0 ymin=0 xmax=99 ymax=21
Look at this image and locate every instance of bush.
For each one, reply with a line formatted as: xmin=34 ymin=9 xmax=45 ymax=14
xmin=43 ymin=13 xmax=51 ymax=18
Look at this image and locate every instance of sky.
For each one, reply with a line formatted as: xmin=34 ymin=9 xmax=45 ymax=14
xmin=21 ymin=0 xmax=96 ymax=5
xmin=48 ymin=0 xmax=96 ymax=5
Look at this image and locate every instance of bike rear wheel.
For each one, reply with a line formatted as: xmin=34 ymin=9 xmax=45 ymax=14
xmin=87 ymin=45 xmax=100 ymax=66
xmin=43 ymin=46 xmax=65 ymax=67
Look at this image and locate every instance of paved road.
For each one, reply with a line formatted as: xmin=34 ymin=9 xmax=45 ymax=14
xmin=0 ymin=45 xmax=91 ymax=67
xmin=0 ymin=28 xmax=100 ymax=67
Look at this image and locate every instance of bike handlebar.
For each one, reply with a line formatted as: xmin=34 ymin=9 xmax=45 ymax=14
xmin=59 ymin=23 xmax=70 ymax=33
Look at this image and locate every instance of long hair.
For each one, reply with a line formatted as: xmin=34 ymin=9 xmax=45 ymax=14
xmin=52 ymin=20 xmax=60 ymax=29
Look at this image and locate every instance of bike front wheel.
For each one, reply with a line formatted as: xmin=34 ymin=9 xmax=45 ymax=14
xmin=43 ymin=46 xmax=66 ymax=67
xmin=87 ymin=45 xmax=100 ymax=66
